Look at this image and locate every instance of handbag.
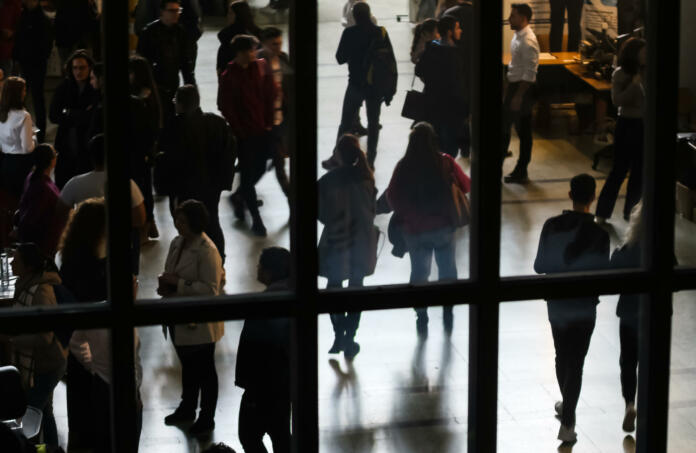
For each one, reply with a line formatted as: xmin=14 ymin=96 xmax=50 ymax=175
xmin=447 ymin=159 xmax=471 ymax=227
xmin=401 ymin=75 xmax=426 ymax=121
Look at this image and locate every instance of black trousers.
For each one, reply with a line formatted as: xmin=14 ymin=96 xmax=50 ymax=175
xmin=0 ymin=153 xmax=34 ymax=199
xmin=619 ymin=317 xmax=639 ymax=405
xmin=238 ymin=390 xmax=291 ymax=453
xmin=270 ymin=123 xmax=290 ymax=197
xmin=549 ymin=0 xmax=584 ymax=52
xmin=174 ymin=342 xmax=218 ymax=422
xmin=66 ymin=352 xmax=95 ymax=449
xmin=327 ymin=277 xmax=363 ymax=340
xmin=236 ymin=134 xmax=273 ymax=223
xmin=596 ymin=117 xmax=644 ymax=220
xmin=502 ymin=82 xmax=536 ymax=175
xmin=550 ymin=319 xmax=595 ymax=427
xmin=337 ymin=83 xmax=382 ymax=166
xmin=19 ymin=60 xmax=48 ymax=143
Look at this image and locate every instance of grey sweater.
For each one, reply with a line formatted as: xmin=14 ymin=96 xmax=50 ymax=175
xmin=612 ymin=67 xmax=644 ymax=118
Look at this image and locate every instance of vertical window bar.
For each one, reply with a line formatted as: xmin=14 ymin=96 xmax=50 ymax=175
xmin=102 ymin=1 xmax=138 ymax=451
xmin=637 ymin=0 xmax=679 ymax=452
xmin=289 ymin=1 xmax=320 ymax=452
xmin=468 ymin=0 xmax=503 ymax=452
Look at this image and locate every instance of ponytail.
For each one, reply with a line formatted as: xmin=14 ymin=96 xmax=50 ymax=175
xmin=411 ymin=19 xmax=439 ymax=59
xmin=336 ymin=134 xmax=374 ymax=184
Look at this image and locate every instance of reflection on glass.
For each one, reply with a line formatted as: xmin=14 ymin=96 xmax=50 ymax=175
xmin=669 ymin=291 xmax=696 ymax=452
xmin=319 ymin=306 xmax=469 ymax=452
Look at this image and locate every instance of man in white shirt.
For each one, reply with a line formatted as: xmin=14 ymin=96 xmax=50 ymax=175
xmin=502 ymin=3 xmax=539 ymax=184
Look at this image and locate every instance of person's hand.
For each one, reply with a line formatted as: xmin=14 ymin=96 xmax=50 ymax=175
xmin=510 ymin=94 xmax=522 ymax=112
xmin=160 ymin=272 xmax=179 ymax=286
xmin=78 ymin=342 xmax=92 ymax=364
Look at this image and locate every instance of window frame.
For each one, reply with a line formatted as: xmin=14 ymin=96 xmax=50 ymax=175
xmin=0 ymin=1 xmax=681 ymax=452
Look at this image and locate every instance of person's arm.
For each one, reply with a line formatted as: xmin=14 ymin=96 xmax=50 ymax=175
xmin=447 ymin=155 xmax=471 ymax=193
xmin=533 ymin=221 xmax=551 ymax=274
xmin=611 ymin=69 xmax=643 ymax=107
xmin=48 ymin=82 xmax=69 ymax=125
xmin=218 ymin=72 xmax=244 ymax=138
xmin=176 ymin=246 xmax=222 ymax=297
xmin=262 ymin=60 xmax=277 ymax=129
xmin=20 ymin=111 xmax=36 ymax=153
xmin=180 ymin=28 xmax=197 ymax=86
xmin=335 ymin=29 xmax=350 ymax=65
xmin=131 ymin=202 xmax=146 ymax=228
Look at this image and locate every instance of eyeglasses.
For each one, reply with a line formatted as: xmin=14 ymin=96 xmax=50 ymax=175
xmin=165 ymin=7 xmax=183 ymax=13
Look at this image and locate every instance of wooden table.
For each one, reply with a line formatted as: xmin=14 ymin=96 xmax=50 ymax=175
xmin=563 ymin=63 xmax=612 ymax=92
xmin=503 ymin=51 xmax=581 ymax=67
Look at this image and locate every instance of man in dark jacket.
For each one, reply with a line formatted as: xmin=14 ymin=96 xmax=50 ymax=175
xmin=415 ymin=15 xmax=467 ymax=157
xmin=534 ymin=173 xmax=610 ymax=444
xmin=54 ymin=0 xmax=99 ymax=65
xmin=335 ymin=1 xmax=396 ymax=169
xmin=12 ymin=0 xmax=53 ymax=143
xmin=137 ymin=0 xmax=196 ymax=122
xmin=160 ymin=84 xmax=235 ymax=263
xmin=236 ymin=247 xmax=291 ymax=453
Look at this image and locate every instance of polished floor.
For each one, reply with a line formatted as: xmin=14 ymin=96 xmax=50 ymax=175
xmin=38 ymin=0 xmax=696 ymax=451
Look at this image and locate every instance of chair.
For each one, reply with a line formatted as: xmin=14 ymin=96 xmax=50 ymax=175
xmin=0 ymin=366 xmax=43 ymax=440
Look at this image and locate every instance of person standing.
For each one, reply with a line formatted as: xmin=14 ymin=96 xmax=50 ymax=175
xmin=502 ymin=3 xmax=539 ymax=184
xmin=236 ymin=247 xmax=292 ymax=453
xmin=48 ymin=49 xmax=97 ymax=188
xmin=319 ymin=134 xmax=376 ymax=359
xmin=549 ymin=0 xmax=584 ymax=52
xmin=336 ymin=1 xmax=397 ymax=169
xmin=218 ymin=35 xmax=276 ymax=237
xmin=415 ymin=15 xmax=467 ymax=157
xmin=54 ymin=0 xmax=99 ymax=66
xmin=410 ymin=19 xmax=439 ymax=64
xmin=595 ymin=38 xmax=646 ymax=224
xmin=160 ymin=85 xmax=235 ymax=263
xmin=216 ymin=0 xmax=261 ymax=75
xmin=0 ymin=76 xmax=36 ymax=200
xmin=137 ymin=0 xmax=196 ymax=122
xmin=11 ymin=0 xmax=52 ymax=144
xmin=534 ymin=174 xmax=610 ymax=443
xmin=159 ymin=200 xmax=224 ymax=438
xmin=386 ymin=122 xmax=470 ymax=337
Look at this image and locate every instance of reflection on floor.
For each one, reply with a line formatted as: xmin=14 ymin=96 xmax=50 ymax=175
xmin=45 ymin=0 xmax=696 ymax=451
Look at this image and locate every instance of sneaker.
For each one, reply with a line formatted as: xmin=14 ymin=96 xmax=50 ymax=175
xmin=557 ymin=424 xmax=577 ymax=443
xmin=188 ymin=418 xmax=215 ymax=438
xmin=344 ymin=341 xmax=361 ymax=360
xmin=554 ymin=401 xmax=563 ymax=418
xmin=164 ymin=408 xmax=195 ymax=425
xmin=251 ymin=221 xmax=267 ymax=237
xmin=503 ymin=171 xmax=529 ymax=184
xmin=595 ymin=216 xmax=607 ymax=225
xmin=622 ymin=403 xmax=637 ymax=432
xmin=328 ymin=335 xmax=345 ymax=354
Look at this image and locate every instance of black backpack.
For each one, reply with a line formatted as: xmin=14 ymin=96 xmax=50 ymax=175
xmin=363 ymin=27 xmax=398 ymax=105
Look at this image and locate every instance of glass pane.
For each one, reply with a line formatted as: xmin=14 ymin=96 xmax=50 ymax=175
xmin=500 ymin=0 xmax=640 ymax=277
xmin=669 ymin=290 xmax=696 ymax=452
xmin=499 ymin=296 xmax=638 ymax=450
xmin=675 ymin=0 xmax=696 ymax=267
xmin=318 ymin=0 xmax=473 ymax=290
xmin=319 ymin=305 xmax=469 ymax=452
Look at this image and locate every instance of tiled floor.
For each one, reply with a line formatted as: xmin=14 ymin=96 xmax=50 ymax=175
xmin=39 ymin=0 xmax=696 ymax=451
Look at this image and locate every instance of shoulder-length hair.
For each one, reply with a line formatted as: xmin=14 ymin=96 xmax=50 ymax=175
xmin=64 ymin=49 xmax=95 ymax=81
xmin=59 ymin=198 xmax=107 ymax=265
xmin=617 ymin=37 xmax=646 ymax=75
xmin=129 ymin=54 xmax=163 ymax=128
xmin=0 ymin=76 xmax=26 ymax=123
xmin=335 ymin=134 xmax=374 ymax=184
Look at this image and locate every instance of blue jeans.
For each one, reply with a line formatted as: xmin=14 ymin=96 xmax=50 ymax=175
xmin=404 ymin=227 xmax=457 ymax=319
xmin=27 ymin=359 xmax=67 ymax=447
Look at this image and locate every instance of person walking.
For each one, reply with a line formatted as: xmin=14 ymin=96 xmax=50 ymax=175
xmin=386 ymin=122 xmax=470 ymax=337
xmin=534 ymin=174 xmax=610 ymax=443
xmin=218 ymin=34 xmax=277 ymax=237
xmin=502 ymin=3 xmax=539 ymax=184
xmin=319 ymin=134 xmax=377 ymax=359
xmin=159 ymin=200 xmax=224 ymax=438
xmin=216 ymin=0 xmax=261 ymax=75
xmin=595 ymin=38 xmax=646 ymax=224
xmin=335 ymin=1 xmax=397 ymax=169
xmin=0 ymin=76 xmax=36 ymax=200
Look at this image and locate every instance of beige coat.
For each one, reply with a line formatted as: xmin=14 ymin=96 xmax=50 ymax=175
xmin=164 ymin=234 xmax=224 ymax=346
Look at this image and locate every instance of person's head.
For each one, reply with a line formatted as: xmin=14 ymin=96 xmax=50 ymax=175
xmin=624 ymin=200 xmax=643 ymax=246
xmin=228 ymin=0 xmax=257 ymax=32
xmin=257 ymin=247 xmax=291 ymax=285
xmin=569 ymin=173 xmax=596 ymax=210
xmin=60 ymin=198 xmax=107 ymax=263
xmin=11 ymin=243 xmax=46 ymax=278
xmin=332 ymin=133 xmax=374 ymax=181
xmin=31 ymin=144 xmax=58 ymax=179
xmin=202 ymin=442 xmax=237 ymax=453
xmin=438 ymin=15 xmax=461 ymax=43
xmin=89 ymin=62 xmax=103 ymax=91
xmin=618 ymin=37 xmax=647 ymax=76
xmin=160 ymin=0 xmax=182 ymax=26
xmin=405 ymin=122 xmax=441 ymax=160
xmin=260 ymin=27 xmax=283 ymax=57
xmin=232 ymin=35 xmax=259 ymax=66
xmin=509 ymin=3 xmax=532 ymax=31
xmin=23 ymin=0 xmax=41 ymax=10
xmin=88 ymin=133 xmax=105 ymax=170
xmin=174 ymin=200 xmax=209 ymax=238
xmin=175 ymin=84 xmax=200 ymax=115
xmin=0 ymin=76 xmax=26 ymax=123
xmin=352 ymin=2 xmax=372 ymax=26
xmin=65 ymin=50 xmax=94 ymax=84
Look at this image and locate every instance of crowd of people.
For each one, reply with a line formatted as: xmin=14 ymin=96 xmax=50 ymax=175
xmin=0 ymin=0 xmax=652 ymax=451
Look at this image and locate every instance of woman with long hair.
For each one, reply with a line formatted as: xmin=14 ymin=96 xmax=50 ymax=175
xmin=319 ymin=134 xmax=376 ymax=359
xmin=129 ymin=54 xmax=162 ymax=239
xmin=15 ymin=144 xmax=69 ymax=259
xmin=410 ymin=19 xmax=440 ymax=64
xmin=0 ymin=76 xmax=36 ymax=199
xmin=595 ymin=37 xmax=646 ymax=223
xmin=386 ymin=122 xmax=470 ymax=336
xmin=216 ymin=0 xmax=261 ymax=75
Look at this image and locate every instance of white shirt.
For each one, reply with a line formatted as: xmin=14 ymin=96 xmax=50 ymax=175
xmin=507 ymin=25 xmax=540 ymax=83
xmin=60 ymin=170 xmax=145 ymax=208
xmin=0 ymin=109 xmax=36 ymax=155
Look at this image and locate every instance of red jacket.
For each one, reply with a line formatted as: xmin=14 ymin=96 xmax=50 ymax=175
xmin=217 ymin=58 xmax=276 ymax=139
xmin=0 ymin=0 xmax=22 ymax=61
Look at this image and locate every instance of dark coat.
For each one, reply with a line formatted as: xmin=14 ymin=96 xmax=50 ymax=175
xmin=443 ymin=2 xmax=473 ymax=104
xmin=415 ymin=40 xmax=468 ymax=122
xmin=318 ymin=166 xmax=377 ymax=280
xmin=60 ymin=253 xmax=107 ymax=303
xmin=336 ymin=22 xmax=383 ymax=87
xmin=534 ymin=210 xmax=610 ymax=323
xmin=216 ymin=23 xmax=260 ymax=73
xmin=134 ymin=0 xmax=202 ymax=42
xmin=12 ymin=5 xmax=53 ymax=66
xmin=53 ymin=0 xmax=98 ymax=49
